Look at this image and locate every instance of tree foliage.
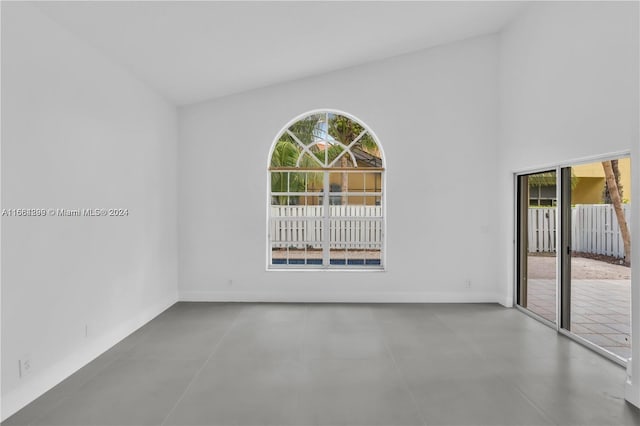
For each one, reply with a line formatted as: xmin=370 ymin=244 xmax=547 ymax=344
xmin=328 ymin=115 xmax=377 ymax=151
xmin=527 ymin=171 xmax=579 ymax=191
xmin=270 ymin=113 xmax=380 ymax=204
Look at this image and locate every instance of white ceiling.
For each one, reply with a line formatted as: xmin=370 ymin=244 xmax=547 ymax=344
xmin=37 ymin=1 xmax=526 ymax=106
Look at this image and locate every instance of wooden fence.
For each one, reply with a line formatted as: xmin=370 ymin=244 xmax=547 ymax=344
xmin=528 ymin=208 xmax=557 ymax=254
xmin=272 ymin=204 xmax=629 ymax=258
xmin=528 ymin=204 xmax=631 ymax=258
xmin=270 ymin=205 xmax=383 ymax=249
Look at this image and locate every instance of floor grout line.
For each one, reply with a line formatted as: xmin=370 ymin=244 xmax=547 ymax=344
xmin=11 ymin=303 xmax=637 ymax=426
xmin=374 ymin=312 xmax=429 ymax=426
xmin=24 ymin=332 xmax=140 ymax=426
xmin=159 ymin=305 xmax=245 ymax=426
xmin=507 ymin=377 xmax=561 ymax=426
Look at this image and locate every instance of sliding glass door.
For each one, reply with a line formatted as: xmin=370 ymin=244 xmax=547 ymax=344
xmin=516 ymin=158 xmax=632 ymax=363
xmin=566 ymin=160 xmax=632 ymax=359
xmin=517 ymin=171 xmax=558 ymax=324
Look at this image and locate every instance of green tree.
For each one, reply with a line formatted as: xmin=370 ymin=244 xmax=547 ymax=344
xmin=327 ymin=114 xmax=379 ymax=204
xmin=270 ymin=114 xmax=381 ymax=205
xmin=270 ymin=139 xmax=301 ymax=205
xmin=270 ymin=116 xmax=325 ymax=204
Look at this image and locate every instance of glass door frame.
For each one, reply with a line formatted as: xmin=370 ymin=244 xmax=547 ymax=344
xmin=515 ymin=168 xmax=559 ymax=329
xmin=514 ymin=152 xmax=631 ymax=367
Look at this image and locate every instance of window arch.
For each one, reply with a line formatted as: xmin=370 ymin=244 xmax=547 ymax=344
xmin=268 ymin=110 xmax=385 ymax=269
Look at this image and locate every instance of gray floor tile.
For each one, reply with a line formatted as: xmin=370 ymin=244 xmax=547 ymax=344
xmin=213 ymin=320 xmax=305 ymax=361
xmin=510 ymin=374 xmax=640 ymax=425
xmin=237 ymin=303 xmax=307 ymax=324
xmin=413 ymin=376 xmax=555 ymax=426
xmin=2 ymin=346 xmax=121 ymax=426
xmin=302 ymin=321 xmax=387 ymax=360
xmin=30 ymin=360 xmax=201 ymax=426
xmin=122 ymin=324 xmax=228 ymax=361
xmin=4 ymin=302 xmax=639 ymax=426
xmin=306 ymin=304 xmax=377 ymax=325
xmin=164 ymin=356 xmax=312 ymax=426
xmin=302 ymin=358 xmax=424 ymax=426
xmin=1 ymin=393 xmax=69 ymax=426
xmin=383 ymin=326 xmax=477 ymax=359
xmin=395 ymin=354 xmax=505 ymax=386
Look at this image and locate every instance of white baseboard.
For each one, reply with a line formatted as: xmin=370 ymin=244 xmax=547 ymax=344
xmin=497 ymin=296 xmax=513 ymax=308
xmin=625 ymin=363 xmax=640 ymax=408
xmin=625 ymin=382 xmax=640 ymax=408
xmin=179 ymin=291 xmax=500 ymax=304
xmin=1 ymin=294 xmax=177 ymax=422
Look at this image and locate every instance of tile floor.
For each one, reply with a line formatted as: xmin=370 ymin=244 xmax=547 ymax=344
xmin=527 ymin=279 xmax=631 ymax=358
xmin=3 ymin=303 xmax=639 ymax=426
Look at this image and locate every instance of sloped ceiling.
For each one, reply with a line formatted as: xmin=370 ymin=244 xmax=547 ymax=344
xmin=35 ymin=1 xmax=526 ymax=105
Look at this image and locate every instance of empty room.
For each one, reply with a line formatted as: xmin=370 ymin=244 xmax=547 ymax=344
xmin=1 ymin=1 xmax=639 ymax=425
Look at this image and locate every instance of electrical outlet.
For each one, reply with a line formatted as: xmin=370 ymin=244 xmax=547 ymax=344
xmin=19 ymin=355 xmax=32 ymax=378
xmin=465 ymin=280 xmax=472 ymax=288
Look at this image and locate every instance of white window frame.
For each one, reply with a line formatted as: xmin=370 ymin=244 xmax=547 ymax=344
xmin=266 ymin=109 xmax=386 ymax=271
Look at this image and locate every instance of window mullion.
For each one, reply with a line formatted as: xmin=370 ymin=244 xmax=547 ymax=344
xmin=322 ymin=170 xmax=330 ymax=267
xmin=269 ymin=111 xmax=384 ymax=270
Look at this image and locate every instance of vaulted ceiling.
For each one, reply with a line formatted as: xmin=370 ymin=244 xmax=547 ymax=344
xmin=36 ymin=1 xmax=526 ymax=105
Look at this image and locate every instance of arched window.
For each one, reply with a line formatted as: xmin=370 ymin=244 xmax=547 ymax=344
xmin=268 ymin=111 xmax=385 ymax=269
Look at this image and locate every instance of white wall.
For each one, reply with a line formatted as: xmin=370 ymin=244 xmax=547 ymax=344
xmin=178 ymin=35 xmax=500 ymax=303
xmin=1 ymin=4 xmax=179 ymax=419
xmin=5 ymin=0 xmax=636 ymax=417
xmin=498 ymin=0 xmax=639 ymax=306
xmin=497 ymin=0 xmax=639 ymax=405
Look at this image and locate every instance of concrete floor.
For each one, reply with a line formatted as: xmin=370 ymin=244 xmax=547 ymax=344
xmin=3 ymin=303 xmax=640 ymax=426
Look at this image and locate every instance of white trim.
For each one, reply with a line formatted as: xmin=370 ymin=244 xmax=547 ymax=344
xmin=515 ymin=304 xmax=558 ymax=330
xmin=498 ymin=296 xmax=513 ymax=308
xmin=558 ymin=328 xmax=627 ymax=367
xmin=515 ymin=305 xmax=627 ymax=366
xmin=266 ymin=108 xmax=387 ymax=271
xmin=626 ymin=381 xmax=640 ymax=408
xmin=626 ymin=113 xmax=640 ymax=406
xmin=511 ymin=150 xmax=630 ymax=176
xmin=179 ymin=291 xmax=500 ymax=304
xmin=266 ymin=266 xmax=385 ymax=272
xmin=322 ymin=170 xmax=330 ymax=266
xmin=511 ymin=172 xmax=518 ymax=308
xmin=555 ymin=166 xmax=561 ymax=329
xmin=1 ymin=295 xmax=177 ymax=422
xmin=287 ymin=130 xmax=324 ymax=168
xmin=512 ymin=152 xmax=632 ymax=313
xmin=512 ymin=154 xmax=633 ymax=381
xmin=0 ymin=1 xmax=3 ymax=420
xmin=327 ymin=129 xmax=366 ymax=168
xmin=266 ymin=108 xmax=387 ymax=170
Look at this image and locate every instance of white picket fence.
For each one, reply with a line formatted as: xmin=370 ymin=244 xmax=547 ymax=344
xmin=527 ymin=208 xmax=557 ymax=253
xmin=272 ymin=204 xmax=629 ymax=257
xmin=270 ymin=205 xmax=383 ymax=249
xmin=528 ymin=204 xmax=631 ymax=258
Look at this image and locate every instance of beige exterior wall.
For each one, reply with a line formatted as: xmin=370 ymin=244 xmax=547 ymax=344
xmin=572 ymin=158 xmax=631 ymax=204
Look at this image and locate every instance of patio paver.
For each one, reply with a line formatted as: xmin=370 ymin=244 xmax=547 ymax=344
xmin=527 ymin=277 xmax=631 ymax=359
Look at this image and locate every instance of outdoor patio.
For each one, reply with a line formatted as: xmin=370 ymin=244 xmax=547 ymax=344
xmin=526 ymin=256 xmax=631 ymax=359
